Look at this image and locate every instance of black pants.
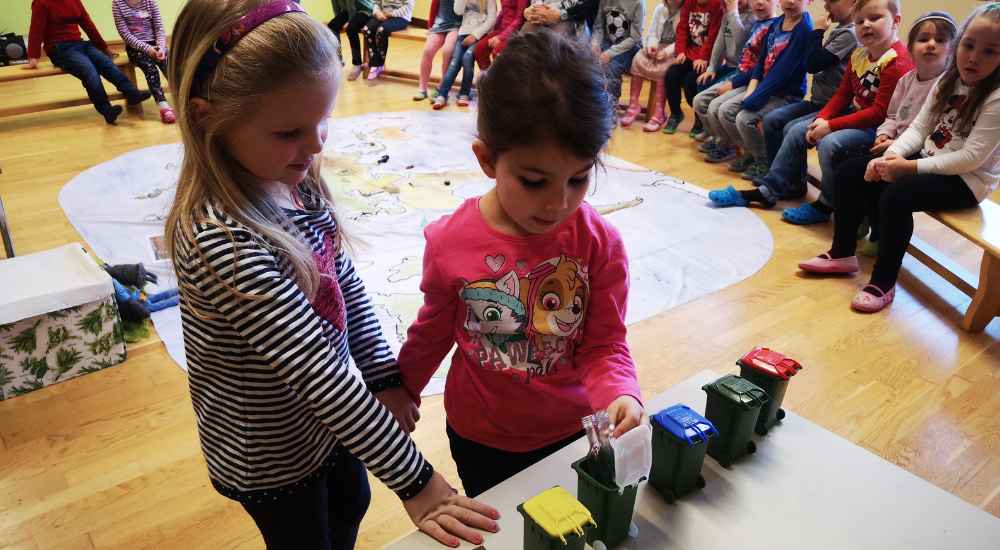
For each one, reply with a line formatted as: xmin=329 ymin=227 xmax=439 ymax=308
xmin=125 ymin=41 xmax=167 ymax=103
xmin=363 ymin=16 xmax=409 ymax=67
xmin=329 ymin=11 xmax=370 ymax=66
xmin=447 ymin=424 xmax=584 ymax=497
xmin=240 ymin=449 xmax=371 ymax=550
xmin=664 ymin=59 xmax=699 ymax=116
xmin=831 ymin=156 xmax=978 ymax=289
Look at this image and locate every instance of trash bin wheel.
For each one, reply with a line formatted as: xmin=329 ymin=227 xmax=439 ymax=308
xmin=776 ymin=408 xmax=786 ymax=421
xmin=593 ymin=541 xmax=607 ymax=550
xmin=696 ymin=475 xmax=706 ymax=489
xmin=747 ymin=441 xmax=757 ymax=454
xmin=664 ymin=488 xmax=676 ymax=503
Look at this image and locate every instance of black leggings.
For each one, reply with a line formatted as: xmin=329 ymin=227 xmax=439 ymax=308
xmin=125 ymin=41 xmax=167 ymax=103
xmin=363 ymin=16 xmax=409 ymax=67
xmin=663 ymin=59 xmax=699 ymax=116
xmin=328 ymin=11 xmax=370 ymax=66
xmin=831 ymin=156 xmax=978 ymax=289
xmin=447 ymin=424 xmax=583 ymax=497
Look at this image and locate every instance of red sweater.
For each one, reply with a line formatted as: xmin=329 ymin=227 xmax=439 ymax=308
xmin=675 ymin=0 xmax=723 ymax=61
xmin=28 ymin=0 xmax=108 ymax=59
xmin=817 ymin=40 xmax=914 ymax=131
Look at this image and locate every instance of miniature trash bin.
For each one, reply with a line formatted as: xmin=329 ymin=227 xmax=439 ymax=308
xmin=649 ymin=404 xmax=718 ymax=502
xmin=737 ymin=347 xmax=803 ymax=435
xmin=518 ymin=486 xmax=594 ymax=550
xmin=702 ymin=375 xmax=769 ymax=468
xmin=571 ymin=425 xmax=650 ymax=549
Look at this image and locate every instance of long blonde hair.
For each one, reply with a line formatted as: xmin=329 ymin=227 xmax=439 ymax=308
xmin=166 ymin=0 xmax=341 ymax=302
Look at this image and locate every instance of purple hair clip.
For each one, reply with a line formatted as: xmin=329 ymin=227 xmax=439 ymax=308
xmin=194 ymin=0 xmax=306 ymax=86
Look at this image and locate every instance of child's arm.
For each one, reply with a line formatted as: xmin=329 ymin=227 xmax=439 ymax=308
xmin=694 ymin=0 xmax=724 ymax=62
xmin=884 ymin=84 xmax=934 ymax=159
xmin=27 ymin=0 xmax=50 ymax=62
xmin=397 ymin=238 xmax=459 ymax=405
xmin=674 ymin=0 xmax=692 ymax=60
xmin=825 ymin=55 xmax=911 ymax=131
xmin=454 ymin=0 xmax=467 ymax=16
xmin=706 ymin=6 xmax=734 ymax=74
xmin=428 ymin=0 xmax=439 ymax=22
xmin=498 ymin=0 xmax=528 ymax=41
xmin=602 ymin=1 xmax=644 ymax=57
xmin=590 ymin=2 xmax=605 ymax=52
xmin=150 ymin=0 xmax=166 ymax=51
xmin=805 ymin=26 xmax=855 ymax=74
xmin=576 ymin=233 xmax=642 ymax=422
xmin=910 ymin=92 xmax=1000 ymax=177
xmin=742 ymin=16 xmax=812 ymax=111
xmin=188 ymin=224 xmax=434 ymax=499
xmin=112 ymin=0 xmax=153 ymax=55
xmin=78 ymin=1 xmax=110 ymax=54
xmin=387 ymin=0 xmax=415 ymax=20
xmin=875 ymin=70 xmax=913 ymax=140
xmin=469 ymin=0 xmax=499 ymax=40
xmin=815 ymin=57 xmax=854 ymax=121
xmin=561 ymin=0 xmax=597 ymax=22
xmin=644 ymin=5 xmax=665 ymax=50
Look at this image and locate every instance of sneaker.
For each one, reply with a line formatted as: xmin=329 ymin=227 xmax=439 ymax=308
xmin=692 ymin=130 xmax=709 ymax=142
xmin=688 ymin=119 xmax=704 ymax=139
xmin=662 ymin=114 xmax=684 ymax=134
xmin=413 ymin=89 xmax=429 ymax=101
xmin=103 ymin=104 xmax=124 ymax=124
xmin=698 ymin=139 xmax=718 ymax=154
xmin=159 ymin=106 xmax=176 ymax=124
xmin=705 ymin=147 xmax=737 ymax=164
xmin=347 ymin=64 xmax=364 ymax=81
xmin=741 ymin=161 xmax=769 ymax=181
xmin=432 ymin=96 xmax=447 ymax=110
xmin=456 ymin=95 xmax=471 ymax=107
xmin=728 ymin=154 xmax=754 ymax=173
xmin=126 ymin=90 xmax=152 ymax=105
xmin=366 ymin=65 xmax=384 ymax=80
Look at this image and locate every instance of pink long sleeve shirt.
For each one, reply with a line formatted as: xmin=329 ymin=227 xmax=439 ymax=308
xmin=398 ymin=198 xmax=642 ymax=452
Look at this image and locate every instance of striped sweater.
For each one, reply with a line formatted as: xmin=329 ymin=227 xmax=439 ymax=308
xmin=111 ymin=0 xmax=166 ymax=54
xmin=174 ymin=187 xmax=432 ymax=501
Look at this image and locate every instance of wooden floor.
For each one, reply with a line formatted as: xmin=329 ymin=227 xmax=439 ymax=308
xmin=1 ymin=40 xmax=998 ymax=550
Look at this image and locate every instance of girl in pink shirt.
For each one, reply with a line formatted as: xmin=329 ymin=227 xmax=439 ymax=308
xmin=393 ymin=30 xmax=645 ymax=497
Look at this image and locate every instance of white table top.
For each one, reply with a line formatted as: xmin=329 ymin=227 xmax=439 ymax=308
xmin=388 ymin=370 xmax=1000 ymax=550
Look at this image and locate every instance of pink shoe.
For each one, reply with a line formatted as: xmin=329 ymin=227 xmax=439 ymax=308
xmin=798 ymin=253 xmax=859 ymax=274
xmin=619 ymin=104 xmax=642 ymax=127
xmin=642 ymin=116 xmax=665 ymax=132
xmin=159 ymin=106 xmax=176 ymax=124
xmin=851 ymin=284 xmax=895 ymax=313
xmin=367 ymin=65 xmax=384 ymax=80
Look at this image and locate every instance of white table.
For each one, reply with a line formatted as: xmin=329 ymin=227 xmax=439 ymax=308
xmin=388 ymin=370 xmax=1000 ymax=549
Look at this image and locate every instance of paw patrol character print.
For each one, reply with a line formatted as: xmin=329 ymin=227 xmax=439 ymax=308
xmin=462 ymin=271 xmax=528 ymax=353
xmin=688 ymin=12 xmax=711 ymax=46
xmin=523 ymin=256 xmax=589 ymax=372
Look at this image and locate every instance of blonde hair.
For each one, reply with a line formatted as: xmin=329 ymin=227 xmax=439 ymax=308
xmin=165 ymin=0 xmax=341 ymax=302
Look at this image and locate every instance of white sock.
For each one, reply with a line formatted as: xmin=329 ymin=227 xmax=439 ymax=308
xmin=158 ymin=101 xmax=170 ymax=110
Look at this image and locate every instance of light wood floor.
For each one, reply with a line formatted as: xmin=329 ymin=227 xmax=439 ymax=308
xmin=1 ymin=40 xmax=998 ymax=550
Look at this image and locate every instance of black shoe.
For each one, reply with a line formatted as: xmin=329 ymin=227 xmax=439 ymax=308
xmin=103 ymin=105 xmax=124 ymax=124
xmin=127 ymin=90 xmax=152 ymax=105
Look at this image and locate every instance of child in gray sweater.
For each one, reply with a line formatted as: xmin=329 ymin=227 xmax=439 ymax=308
xmin=591 ymin=0 xmax=645 ymax=103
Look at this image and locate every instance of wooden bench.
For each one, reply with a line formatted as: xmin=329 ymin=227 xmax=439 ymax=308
xmin=806 ymin=162 xmax=999 ymax=331
xmin=0 ymin=194 xmax=13 ymax=259
xmin=0 ymin=52 xmax=143 ymax=119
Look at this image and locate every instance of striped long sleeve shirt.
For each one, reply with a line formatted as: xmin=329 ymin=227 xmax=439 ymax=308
xmin=111 ymin=0 xmax=166 ymax=54
xmin=174 ymin=188 xmax=432 ymax=502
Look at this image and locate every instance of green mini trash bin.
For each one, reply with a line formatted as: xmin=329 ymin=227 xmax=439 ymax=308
xmin=649 ymin=404 xmax=718 ymax=502
xmin=737 ymin=347 xmax=803 ymax=435
xmin=518 ymin=486 xmax=594 ymax=550
xmin=572 ymin=456 xmax=639 ymax=549
xmin=702 ymin=375 xmax=769 ymax=468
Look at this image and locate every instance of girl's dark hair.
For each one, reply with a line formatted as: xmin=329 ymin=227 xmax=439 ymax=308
xmin=930 ymin=3 xmax=1000 ymax=136
xmin=476 ymin=29 xmax=614 ymax=160
xmin=906 ymin=12 xmax=958 ymax=51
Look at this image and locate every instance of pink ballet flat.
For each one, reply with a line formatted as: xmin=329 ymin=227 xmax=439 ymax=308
xmin=798 ymin=253 xmax=859 ymax=274
xmin=851 ymin=284 xmax=895 ymax=313
xmin=619 ymin=104 xmax=642 ymax=127
xmin=642 ymin=116 xmax=665 ymax=132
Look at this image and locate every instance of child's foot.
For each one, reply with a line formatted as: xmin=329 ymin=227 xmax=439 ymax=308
xmin=159 ymin=106 xmax=176 ymax=124
xmin=705 ymin=147 xmax=737 ymax=163
xmin=851 ymin=284 xmax=895 ymax=313
xmin=782 ymin=202 xmax=832 ymax=225
xmin=413 ymin=89 xmax=428 ymax=101
xmin=662 ymin=113 xmax=684 ymax=134
xmin=103 ymin=104 xmax=124 ymax=125
xmin=688 ymin=119 xmax=704 ymax=139
xmin=708 ymin=186 xmax=776 ymax=208
xmin=456 ymin=95 xmax=471 ymax=107
xmin=798 ymin=253 xmax=859 ymax=274
xmin=347 ymin=64 xmax=364 ymax=81
xmin=642 ymin=116 xmax=665 ymax=132
xmin=698 ymin=139 xmax=718 ymax=154
xmin=728 ymin=154 xmax=754 ymax=173
xmin=692 ymin=129 xmax=710 ymax=142
xmin=740 ymin=161 xmax=769 ymax=181
xmin=366 ymin=65 xmax=384 ymax=80
xmin=620 ymin=104 xmax=642 ymax=127
xmin=860 ymin=238 xmax=879 ymax=257
xmin=432 ymin=96 xmax=447 ymax=110
xmin=126 ymin=90 xmax=152 ymax=105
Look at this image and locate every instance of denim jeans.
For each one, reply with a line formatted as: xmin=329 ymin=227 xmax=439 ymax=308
xmin=49 ymin=41 xmax=140 ymax=114
xmin=758 ymin=116 xmax=876 ymax=204
xmin=734 ymin=96 xmax=793 ymax=161
xmin=762 ymin=100 xmax=823 ymax=164
xmin=601 ymin=41 xmax=639 ymax=103
xmin=437 ymin=34 xmax=478 ymax=99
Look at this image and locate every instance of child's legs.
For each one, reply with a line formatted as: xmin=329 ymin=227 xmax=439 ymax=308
xmin=366 ymin=17 xmax=408 ymax=67
xmin=693 ymin=81 xmax=726 ymax=135
xmin=681 ymin=66 xmax=700 ymax=107
xmin=440 ymin=30 xmax=459 ymax=75
xmin=757 ymin=115 xmax=813 ymax=202
xmin=328 ymin=11 xmax=351 ymax=36
xmin=49 ymin=42 xmax=111 ymax=113
xmin=763 ymin=100 xmax=820 ymax=164
xmin=344 ymin=13 xmax=369 ymax=66
xmin=663 ymin=60 xmax=693 ymax=117
xmin=437 ymin=36 xmax=470 ymax=98
xmin=419 ymin=31 xmax=447 ymax=90
xmin=325 ymin=450 xmax=372 ymax=548
xmin=816 ymin=128 xmax=876 ymax=207
xmin=126 ymin=43 xmax=166 ymax=104
xmin=734 ymin=97 xmax=789 ymax=162
xmin=830 ymin=156 xmax=881 ymax=258
xmin=714 ymin=87 xmax=747 ymax=148
xmin=474 ymin=31 xmax=498 ymax=69
xmin=447 ymin=425 xmax=582 ymax=498
xmin=82 ymin=42 xmax=139 ymax=95
xmin=869 ymin=174 xmax=978 ymax=289
xmin=458 ymin=42 xmax=478 ymax=97
xmin=605 ymin=46 xmax=639 ymax=102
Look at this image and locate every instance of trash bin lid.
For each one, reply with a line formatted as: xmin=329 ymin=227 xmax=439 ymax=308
xmin=652 ymin=404 xmax=718 ymax=446
xmin=738 ymin=347 xmax=803 ymax=380
xmin=612 ymin=424 xmax=652 ymax=488
xmin=702 ymin=375 xmax=769 ymax=409
xmin=521 ymin=486 xmax=596 ymax=544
